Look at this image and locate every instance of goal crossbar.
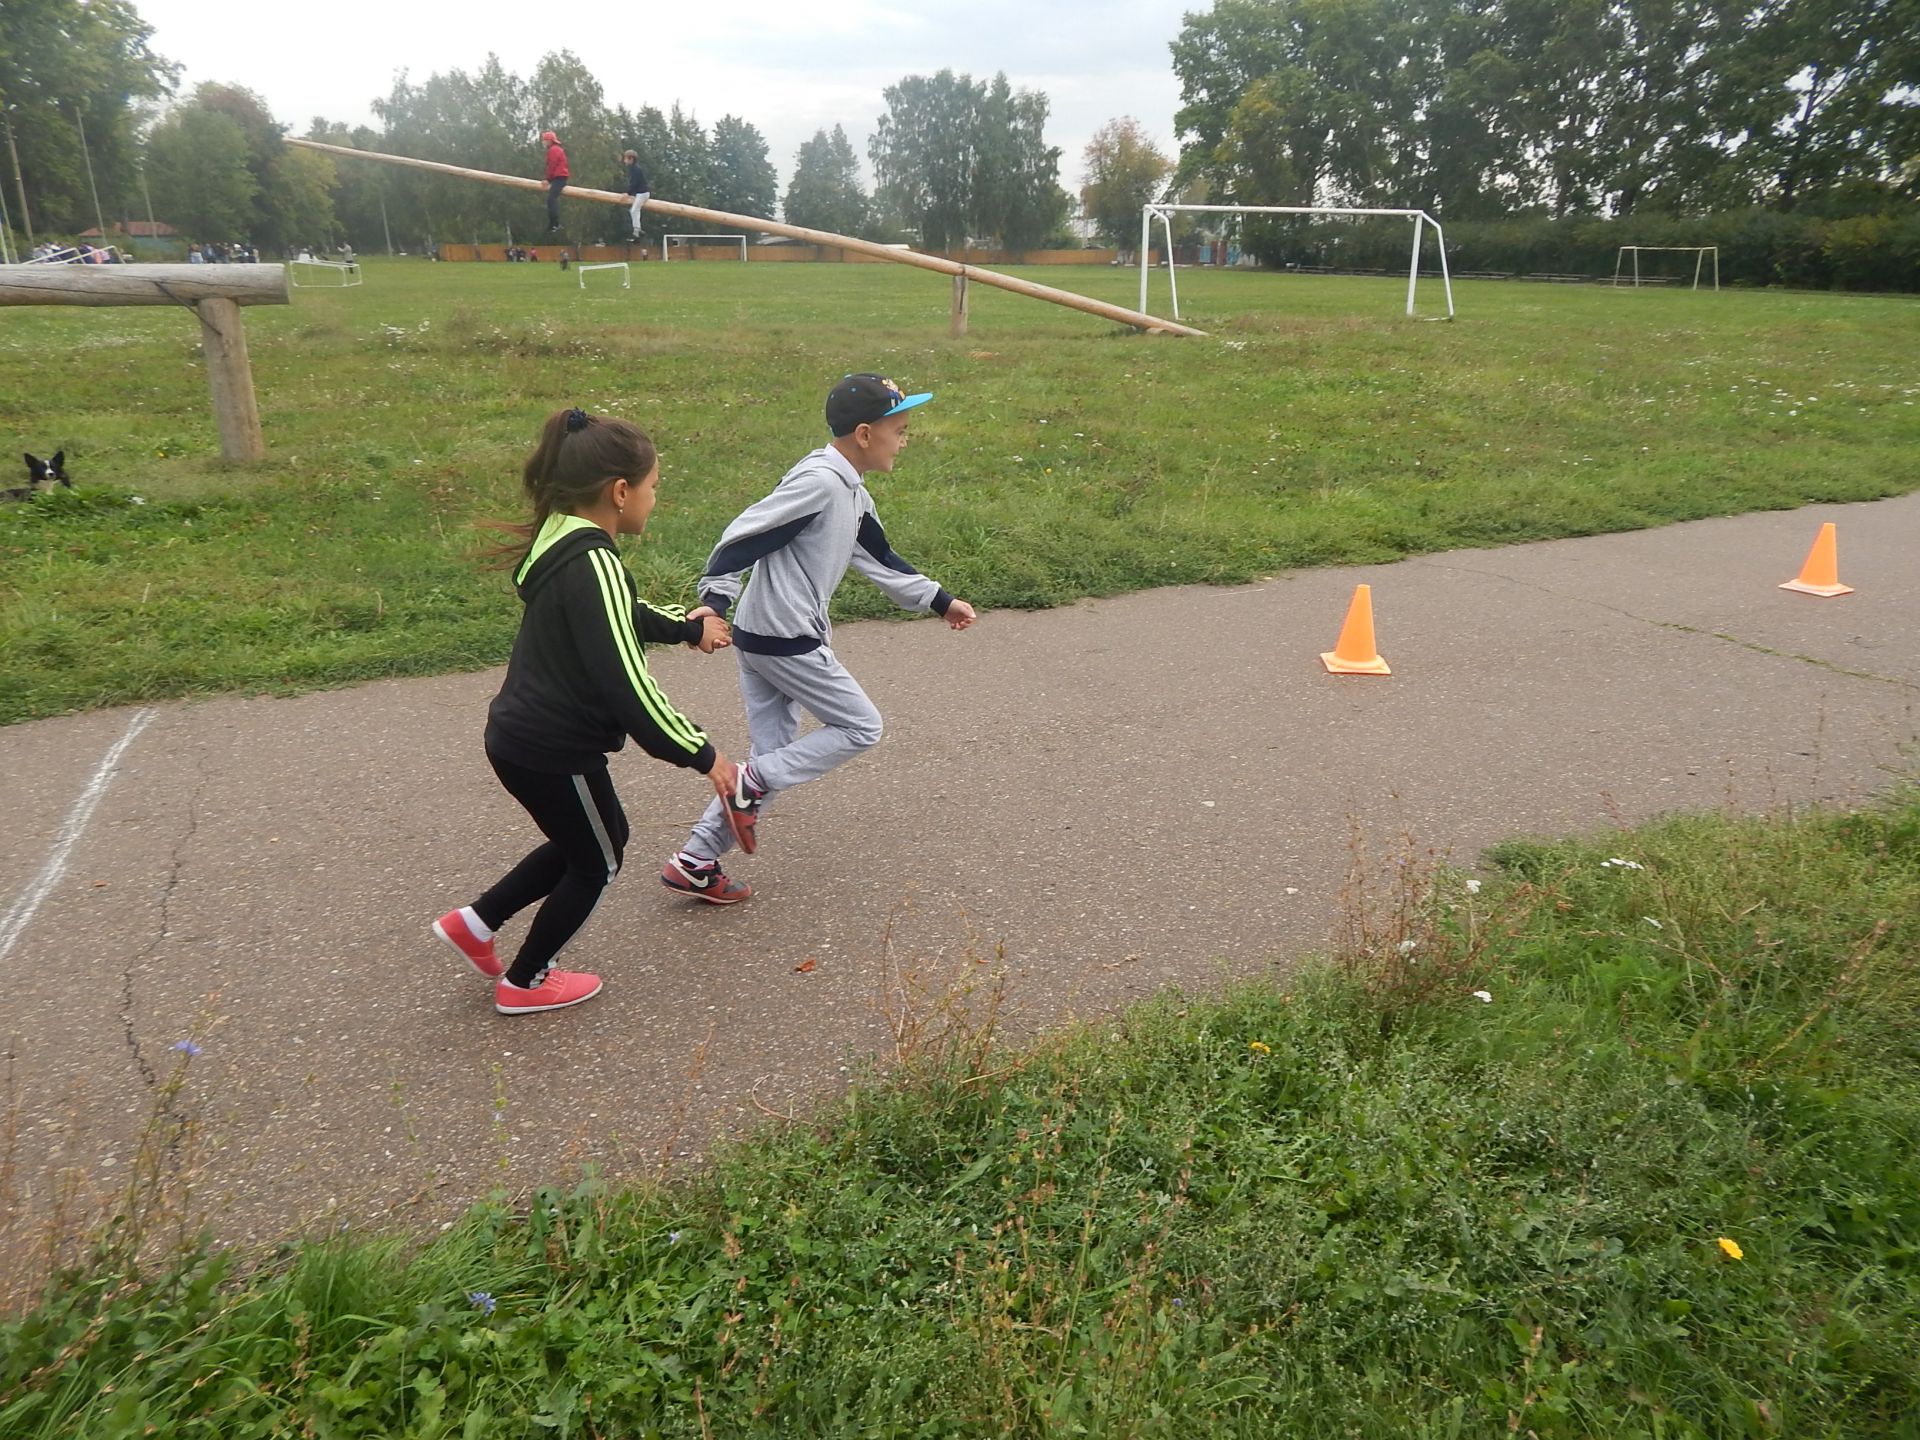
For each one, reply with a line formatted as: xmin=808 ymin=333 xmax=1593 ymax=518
xmin=1141 ymin=204 xmax=1455 ymax=320
xmin=1612 ymin=246 xmax=1719 ymax=291
xmin=289 ymin=258 xmax=361 ymax=288
xmin=662 ymin=234 xmax=747 ymax=262
xmin=577 ymin=261 xmax=630 ymax=290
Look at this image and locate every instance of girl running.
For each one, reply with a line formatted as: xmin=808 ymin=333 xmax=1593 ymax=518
xmin=433 ymin=407 xmax=749 ymax=1014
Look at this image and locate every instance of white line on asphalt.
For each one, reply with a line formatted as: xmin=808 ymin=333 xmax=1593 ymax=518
xmin=0 ymin=707 xmax=157 ymax=967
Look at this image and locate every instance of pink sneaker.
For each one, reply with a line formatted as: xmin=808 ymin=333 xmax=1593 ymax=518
xmin=494 ymin=968 xmax=603 ymax=1015
xmin=433 ymin=909 xmax=502 ymax=978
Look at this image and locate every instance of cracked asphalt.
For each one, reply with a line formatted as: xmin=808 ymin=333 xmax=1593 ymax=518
xmin=2 ymin=494 xmax=1916 ymax=1250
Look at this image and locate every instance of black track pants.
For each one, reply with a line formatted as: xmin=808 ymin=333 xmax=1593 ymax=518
xmin=546 ymin=178 xmax=566 ymax=227
xmin=474 ymin=751 xmax=628 ymax=986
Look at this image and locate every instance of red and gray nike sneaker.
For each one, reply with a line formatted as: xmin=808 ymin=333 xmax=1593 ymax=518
xmin=723 ymin=765 xmax=765 ymax=855
xmin=660 ymin=855 xmax=752 ymax=905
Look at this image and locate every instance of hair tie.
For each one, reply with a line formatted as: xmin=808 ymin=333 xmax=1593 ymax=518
xmin=565 ymin=408 xmax=590 ymax=433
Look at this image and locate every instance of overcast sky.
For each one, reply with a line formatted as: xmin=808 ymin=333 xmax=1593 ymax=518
xmin=133 ymin=0 xmax=1197 ymax=193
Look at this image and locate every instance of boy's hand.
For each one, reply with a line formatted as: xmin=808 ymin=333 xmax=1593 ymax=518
xmin=708 ymin=754 xmax=739 ymax=798
xmin=688 ymin=608 xmax=732 ymax=652
xmin=943 ymin=599 xmax=977 ymax=631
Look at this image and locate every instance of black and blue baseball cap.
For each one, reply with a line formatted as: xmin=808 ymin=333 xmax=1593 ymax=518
xmin=826 ymin=373 xmax=932 ymax=436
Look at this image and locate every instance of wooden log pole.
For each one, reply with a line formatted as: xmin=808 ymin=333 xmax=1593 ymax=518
xmin=951 ymin=273 xmax=969 ymax=338
xmin=194 ymin=297 xmax=266 ymax=461
xmin=287 ymin=138 xmax=1206 ymax=338
xmin=0 ymin=263 xmax=289 ymax=308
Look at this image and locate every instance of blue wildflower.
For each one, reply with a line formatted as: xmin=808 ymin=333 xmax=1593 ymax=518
xmin=172 ymin=1040 xmax=202 ymax=1058
xmin=468 ymin=1291 xmax=496 ymax=1315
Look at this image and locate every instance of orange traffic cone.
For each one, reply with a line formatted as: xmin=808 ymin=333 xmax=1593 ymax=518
xmin=1779 ymin=522 xmax=1854 ymax=597
xmin=1321 ymin=583 xmax=1391 ymax=675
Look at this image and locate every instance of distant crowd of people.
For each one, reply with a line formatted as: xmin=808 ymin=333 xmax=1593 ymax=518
xmin=188 ymin=242 xmax=260 ymax=264
xmin=28 ymin=241 xmax=128 ymax=263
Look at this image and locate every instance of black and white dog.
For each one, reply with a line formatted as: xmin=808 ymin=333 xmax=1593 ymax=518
xmin=5 ymin=452 xmax=72 ymax=501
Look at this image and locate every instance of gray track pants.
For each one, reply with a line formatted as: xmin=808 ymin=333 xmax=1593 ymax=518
xmin=682 ymin=644 xmax=882 ymax=860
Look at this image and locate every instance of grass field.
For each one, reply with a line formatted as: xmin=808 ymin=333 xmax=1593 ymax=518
xmin=5 ymin=259 xmax=1919 ymax=1437
xmin=4 ymin=792 xmax=1915 ymax=1437
xmin=2 ymin=259 xmax=1917 ymax=723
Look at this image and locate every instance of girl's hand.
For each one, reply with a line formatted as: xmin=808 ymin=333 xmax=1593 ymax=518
xmin=708 ymin=754 xmax=739 ymax=798
xmin=944 ymin=599 xmax=977 ymax=631
xmin=687 ymin=607 xmax=732 ymax=652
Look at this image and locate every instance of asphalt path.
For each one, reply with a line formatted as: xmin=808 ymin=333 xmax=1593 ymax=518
xmin=3 ymin=495 xmax=1916 ymax=1248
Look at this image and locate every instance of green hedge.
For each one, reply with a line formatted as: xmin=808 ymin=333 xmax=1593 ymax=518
xmin=1250 ymin=208 xmax=1920 ymax=291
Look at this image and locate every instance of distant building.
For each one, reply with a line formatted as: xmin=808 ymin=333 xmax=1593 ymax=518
xmin=78 ymin=220 xmax=178 ymax=239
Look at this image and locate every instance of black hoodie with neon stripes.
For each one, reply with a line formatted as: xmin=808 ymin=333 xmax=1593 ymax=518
xmin=485 ymin=514 xmax=717 ymax=776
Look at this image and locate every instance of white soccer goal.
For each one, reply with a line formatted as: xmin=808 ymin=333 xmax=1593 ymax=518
xmin=662 ymin=234 xmax=748 ymax=263
xmin=289 ymin=258 xmax=362 ymax=288
xmin=577 ymin=261 xmax=630 ymax=291
xmin=1139 ymin=204 xmax=1455 ymax=320
xmin=1612 ymin=246 xmax=1719 ymax=291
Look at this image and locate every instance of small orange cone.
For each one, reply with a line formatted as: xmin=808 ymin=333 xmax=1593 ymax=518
xmin=1779 ymin=522 xmax=1854 ymax=597
xmin=1321 ymin=583 xmax=1391 ymax=675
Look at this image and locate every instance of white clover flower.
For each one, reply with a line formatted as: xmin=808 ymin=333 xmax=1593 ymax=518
xmin=1472 ymin=990 xmax=1493 ymax=1004
xmin=1397 ymin=939 xmax=1419 ymax=954
xmin=1465 ymin=879 xmax=1482 ymax=895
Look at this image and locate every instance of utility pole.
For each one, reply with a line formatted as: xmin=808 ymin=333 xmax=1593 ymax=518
xmin=139 ymin=153 xmax=157 ymax=234
xmin=379 ymin=189 xmax=393 ymax=256
xmin=2 ymin=103 xmax=33 ymax=248
xmin=74 ymin=106 xmax=109 ymax=244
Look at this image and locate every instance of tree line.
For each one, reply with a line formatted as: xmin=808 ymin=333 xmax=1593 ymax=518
xmin=5 ymin=0 xmax=1912 ymax=273
xmin=1168 ymin=0 xmax=1917 ymax=252
xmin=1 ymin=0 xmax=1073 ymax=256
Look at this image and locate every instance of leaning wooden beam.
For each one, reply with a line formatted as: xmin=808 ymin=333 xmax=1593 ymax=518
xmin=1 ymin=264 xmax=289 ymax=460
xmin=287 ymin=138 xmax=1206 ymax=338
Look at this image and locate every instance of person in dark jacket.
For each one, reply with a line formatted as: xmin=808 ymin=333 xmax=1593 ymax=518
xmin=432 ymin=407 xmax=749 ymax=1015
xmin=622 ymin=149 xmax=651 ymax=241
xmin=542 ymin=130 xmax=569 ymax=232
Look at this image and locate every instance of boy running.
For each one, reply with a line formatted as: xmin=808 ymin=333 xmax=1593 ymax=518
xmin=661 ymin=373 xmax=976 ymax=904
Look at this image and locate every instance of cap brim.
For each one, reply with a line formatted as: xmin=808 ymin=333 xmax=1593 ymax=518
xmin=882 ymin=392 xmax=932 ymax=418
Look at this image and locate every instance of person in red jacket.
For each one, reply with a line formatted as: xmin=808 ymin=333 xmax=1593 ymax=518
xmin=542 ymin=130 xmax=569 ymax=233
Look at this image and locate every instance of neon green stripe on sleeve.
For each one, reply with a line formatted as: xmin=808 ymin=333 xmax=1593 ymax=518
xmin=587 ymin=549 xmax=707 ymax=753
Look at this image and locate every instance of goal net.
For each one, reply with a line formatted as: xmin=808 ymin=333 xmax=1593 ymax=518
xmin=1612 ymin=246 xmax=1719 ymax=290
xmin=1140 ymin=204 xmax=1455 ymax=320
xmin=289 ymin=258 xmax=362 ymax=288
xmin=577 ymin=261 xmax=630 ymax=291
xmin=662 ymin=234 xmax=748 ymax=262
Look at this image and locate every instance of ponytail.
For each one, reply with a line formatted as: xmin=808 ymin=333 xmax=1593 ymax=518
xmin=490 ymin=408 xmax=657 ymax=568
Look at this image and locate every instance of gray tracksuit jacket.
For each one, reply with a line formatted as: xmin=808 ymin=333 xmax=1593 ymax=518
xmin=697 ymin=445 xmax=952 ymax=655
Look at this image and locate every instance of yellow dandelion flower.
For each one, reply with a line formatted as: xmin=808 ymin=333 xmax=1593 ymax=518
xmin=1717 ymin=1237 xmax=1744 ymax=1260
xmin=1248 ymin=1041 xmax=1271 ymax=1054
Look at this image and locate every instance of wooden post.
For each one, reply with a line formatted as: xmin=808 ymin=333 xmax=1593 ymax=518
xmin=950 ymin=272 xmax=969 ymax=338
xmin=195 ymin=297 xmax=265 ymax=461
